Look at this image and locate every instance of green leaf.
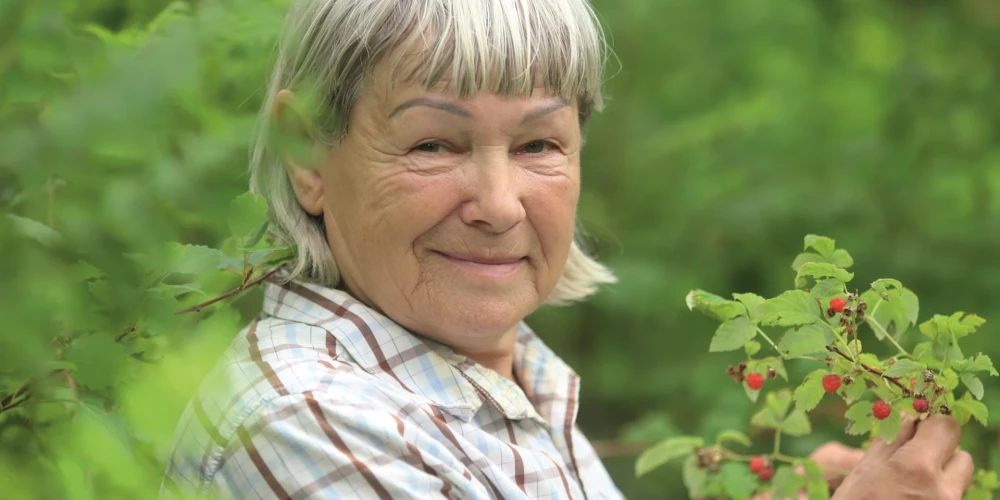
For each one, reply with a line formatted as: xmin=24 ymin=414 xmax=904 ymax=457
xmin=829 ymin=249 xmax=854 ymax=268
xmin=870 ymin=279 xmax=903 ymax=297
xmin=710 ymin=316 xmax=757 ymax=352
xmin=751 ymin=407 xmax=782 ymax=429
xmin=758 ymin=290 xmax=822 ymax=327
xmin=686 ymin=289 xmax=745 ymax=322
xmin=781 ymin=410 xmax=811 ymax=436
xmin=810 ymin=278 xmax=846 ymax=302
xmin=882 ymin=358 xmax=927 ymax=378
xmin=953 ymin=395 xmax=988 ymax=426
xmin=966 ymin=354 xmax=999 ymax=376
xmin=794 ymin=370 xmax=829 ymax=412
xmin=228 ymin=192 xmax=269 ymax=241
xmin=796 ymin=261 xmax=854 ymax=284
xmin=734 ymin=292 xmax=766 ymax=321
xmin=791 ymin=252 xmax=824 ymax=271
xmin=804 ymin=235 xmax=836 ymax=257
xmin=748 ymin=357 xmax=788 ymax=381
xmin=939 ymin=369 xmax=960 ymax=391
xmin=864 ymin=288 xmax=919 ymax=340
xmin=682 ymin=455 xmax=709 ymax=498
xmin=244 ymin=220 xmax=270 ymax=249
xmin=875 ymin=404 xmax=902 ymax=444
xmin=845 ymin=401 xmax=874 ymax=435
xmin=771 ymin=465 xmax=807 ymax=500
xmin=841 ymin=375 xmax=867 ymax=404
xmin=635 ymin=436 xmax=703 ymax=477
xmin=777 ymin=322 xmax=828 ymax=357
xmin=858 ymin=353 xmax=882 ymax=370
xmin=753 ymin=390 xmax=794 ymax=429
xmin=802 ymin=460 xmax=831 ymax=500
xmin=6 ymin=214 xmax=63 ymax=248
xmin=64 ymin=334 xmax=130 ymax=390
xmin=720 ymin=461 xmax=759 ymax=500
xmin=715 ymin=429 xmax=752 ymax=448
xmin=962 ymin=373 xmax=985 ymax=400
xmin=744 ymin=340 xmax=761 ymax=357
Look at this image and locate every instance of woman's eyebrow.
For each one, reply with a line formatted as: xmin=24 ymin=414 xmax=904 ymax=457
xmin=520 ymin=99 xmax=570 ymax=124
xmin=389 ymin=98 xmax=471 ymax=118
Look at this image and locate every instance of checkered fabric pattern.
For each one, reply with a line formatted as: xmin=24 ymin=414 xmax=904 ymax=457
xmin=161 ymin=278 xmax=624 ymax=499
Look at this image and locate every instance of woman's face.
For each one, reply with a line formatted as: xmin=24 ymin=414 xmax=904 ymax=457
xmin=310 ymin=68 xmax=581 ymax=352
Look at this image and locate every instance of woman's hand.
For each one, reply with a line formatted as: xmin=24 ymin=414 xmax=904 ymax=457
xmin=832 ymin=414 xmax=974 ymax=500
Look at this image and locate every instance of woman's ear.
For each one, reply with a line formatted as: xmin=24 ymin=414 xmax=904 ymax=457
xmin=272 ymin=89 xmax=324 ymax=216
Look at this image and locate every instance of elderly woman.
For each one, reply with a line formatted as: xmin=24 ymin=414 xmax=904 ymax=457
xmin=162 ymin=0 xmax=973 ymax=498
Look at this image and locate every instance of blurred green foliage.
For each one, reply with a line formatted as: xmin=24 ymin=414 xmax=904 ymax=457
xmin=2 ymin=0 xmax=999 ymax=498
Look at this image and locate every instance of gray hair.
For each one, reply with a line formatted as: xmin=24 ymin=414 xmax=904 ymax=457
xmin=249 ymin=0 xmax=616 ymax=305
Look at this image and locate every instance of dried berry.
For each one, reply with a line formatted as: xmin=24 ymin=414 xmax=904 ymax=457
xmin=842 ymin=375 xmax=854 ymax=386
xmin=766 ymin=367 xmax=777 ymax=380
xmin=940 ymin=404 xmax=952 ymax=415
xmin=923 ymin=370 xmax=935 ymax=383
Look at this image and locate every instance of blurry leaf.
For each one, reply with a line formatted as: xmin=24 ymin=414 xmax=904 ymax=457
xmin=733 ymin=292 xmax=766 ymax=321
xmin=6 ymin=214 xmax=62 ymax=248
xmin=962 ymin=373 xmax=985 ymax=401
xmin=710 ymin=316 xmax=756 ymax=352
xmin=875 ymin=405 xmax=902 ymax=443
xmin=174 ymin=244 xmax=225 ymax=275
xmin=781 ymin=410 xmax=811 ymax=436
xmin=829 ymin=249 xmax=854 ymax=269
xmin=791 ymin=252 xmax=824 ymax=271
xmin=770 ymin=465 xmax=806 ymax=500
xmin=953 ymin=394 xmax=988 ymax=426
xmin=882 ymin=358 xmax=926 ymax=378
xmin=64 ymin=334 xmax=129 ymax=390
xmin=810 ymin=278 xmax=845 ymax=302
xmin=803 ymin=235 xmax=835 ymax=258
xmin=964 ymin=354 xmax=998 ymax=376
xmin=744 ymin=340 xmax=761 ymax=357
xmin=758 ymin=291 xmax=822 ymax=327
xmin=794 ymin=369 xmax=828 ymax=412
xmin=777 ymin=323 xmax=828 ymax=357
xmin=228 ymin=192 xmax=268 ymax=242
xmin=682 ymin=455 xmax=709 ymax=498
xmin=796 ymin=262 xmax=854 ymax=284
xmin=621 ymin=412 xmax=679 ymax=443
xmin=635 ymin=436 xmax=703 ymax=477
xmin=715 ymin=429 xmax=751 ymax=448
xmin=845 ymin=402 xmax=873 ymax=435
xmin=802 ymin=460 xmax=830 ymax=500
xmin=720 ymin=461 xmax=758 ymax=500
xmin=864 ymin=288 xmax=919 ymax=340
xmin=686 ymin=289 xmax=745 ymax=322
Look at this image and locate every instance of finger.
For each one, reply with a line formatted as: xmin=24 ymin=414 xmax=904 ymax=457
xmin=900 ymin=414 xmax=962 ymax=466
xmin=863 ymin=413 xmax=918 ymax=462
xmin=942 ymin=450 xmax=974 ymax=495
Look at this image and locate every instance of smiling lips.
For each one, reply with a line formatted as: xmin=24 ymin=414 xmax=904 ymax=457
xmin=433 ymin=250 xmax=527 ymax=279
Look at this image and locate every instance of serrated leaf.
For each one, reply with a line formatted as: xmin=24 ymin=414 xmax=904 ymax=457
xmin=966 ymin=354 xmax=999 ymax=376
xmin=962 ymin=373 xmax=985 ymax=400
xmin=710 ymin=316 xmax=757 ymax=352
xmin=759 ymin=290 xmax=822 ymax=327
xmin=940 ymin=369 xmax=960 ymax=391
xmin=791 ymin=252 xmax=824 ymax=271
xmin=720 ymin=461 xmax=758 ymax=500
xmin=777 ymin=322 xmax=828 ymax=357
xmin=751 ymin=407 xmax=782 ymax=429
xmin=797 ymin=261 xmax=854 ymax=284
xmin=845 ymin=402 xmax=873 ymax=435
xmin=875 ymin=404 xmax=902 ymax=444
xmin=686 ymin=289 xmax=745 ymax=321
xmin=865 ymin=288 xmax=919 ymax=340
xmin=733 ymin=293 xmax=766 ymax=321
xmin=228 ymin=192 xmax=269 ymax=240
xmin=744 ymin=340 xmax=761 ymax=357
xmin=64 ymin=334 xmax=130 ymax=390
xmin=953 ymin=396 xmax=988 ymax=426
xmin=841 ymin=377 xmax=867 ymax=405
xmin=794 ymin=370 xmax=828 ymax=412
xmin=781 ymin=410 xmax=811 ymax=436
xmin=244 ymin=220 xmax=269 ymax=249
xmin=802 ymin=460 xmax=831 ymax=500
xmin=882 ymin=358 xmax=927 ymax=378
xmin=829 ymin=249 xmax=854 ymax=268
xmin=715 ymin=429 xmax=752 ymax=448
xmin=635 ymin=436 xmax=703 ymax=477
xmin=804 ymin=235 xmax=836 ymax=257
xmin=810 ymin=278 xmax=846 ymax=302
xmin=744 ymin=383 xmax=761 ymax=404
xmin=858 ymin=353 xmax=881 ymax=370
xmin=870 ymin=279 xmax=903 ymax=296
xmin=771 ymin=465 xmax=807 ymax=500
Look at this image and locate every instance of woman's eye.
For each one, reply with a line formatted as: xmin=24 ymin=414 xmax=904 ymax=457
xmin=414 ymin=142 xmax=444 ymax=153
xmin=519 ymin=141 xmax=553 ymax=154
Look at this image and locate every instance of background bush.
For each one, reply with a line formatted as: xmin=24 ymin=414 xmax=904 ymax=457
xmin=2 ymin=0 xmax=999 ymax=498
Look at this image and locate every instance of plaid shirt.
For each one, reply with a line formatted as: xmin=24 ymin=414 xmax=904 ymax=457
xmin=161 ymin=278 xmax=623 ymax=499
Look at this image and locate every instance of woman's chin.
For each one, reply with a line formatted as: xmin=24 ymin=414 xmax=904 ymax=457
xmin=421 ymin=293 xmax=536 ymax=340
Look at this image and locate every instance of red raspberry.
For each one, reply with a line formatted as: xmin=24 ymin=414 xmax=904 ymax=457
xmin=822 ymin=373 xmax=841 ymax=393
xmin=829 ymin=297 xmax=847 ymax=313
xmin=749 ymin=456 xmax=765 ymax=474
xmin=913 ymin=398 xmax=929 ymax=413
xmin=746 ymin=372 xmax=764 ymax=390
xmin=757 ymin=466 xmax=775 ymax=482
xmin=873 ymin=400 xmax=891 ymax=420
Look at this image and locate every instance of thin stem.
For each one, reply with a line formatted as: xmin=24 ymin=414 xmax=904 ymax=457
xmin=755 ymin=327 xmax=779 ymax=352
xmin=773 ymin=428 xmax=782 ymax=456
xmin=864 ymin=316 xmax=910 ymax=358
xmin=175 ymin=267 xmax=280 ymax=314
xmin=826 ymin=345 xmax=909 ymax=393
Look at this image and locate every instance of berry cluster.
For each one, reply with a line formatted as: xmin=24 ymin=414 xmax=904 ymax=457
xmin=825 ymin=295 xmax=868 ymax=335
xmin=749 ymin=456 xmax=773 ymax=482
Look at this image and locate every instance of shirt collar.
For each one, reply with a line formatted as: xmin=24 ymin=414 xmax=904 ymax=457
xmin=262 ymin=278 xmax=580 ymax=428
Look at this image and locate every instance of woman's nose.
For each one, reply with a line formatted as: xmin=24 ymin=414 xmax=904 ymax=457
xmin=457 ymin=151 xmax=527 ymax=234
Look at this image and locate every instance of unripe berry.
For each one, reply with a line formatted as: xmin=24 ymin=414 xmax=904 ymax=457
xmin=873 ymin=400 xmax=891 ymax=420
xmin=746 ymin=372 xmax=764 ymax=390
xmin=829 ymin=297 xmax=847 ymax=313
xmin=757 ymin=466 xmax=775 ymax=482
xmin=822 ymin=373 xmax=841 ymax=393
xmin=749 ymin=456 xmax=765 ymax=474
xmin=913 ymin=398 xmax=929 ymax=413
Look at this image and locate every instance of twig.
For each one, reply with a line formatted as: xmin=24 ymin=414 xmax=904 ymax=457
xmin=826 ymin=345 xmax=908 ymax=392
xmin=175 ymin=267 xmax=280 ymax=314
